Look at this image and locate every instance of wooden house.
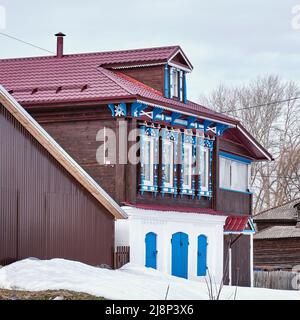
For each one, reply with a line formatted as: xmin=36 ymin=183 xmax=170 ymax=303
xmin=0 ymin=33 xmax=273 ymax=286
xmin=0 ymin=85 xmax=126 ymax=267
xmin=254 ymin=199 xmax=300 ymax=270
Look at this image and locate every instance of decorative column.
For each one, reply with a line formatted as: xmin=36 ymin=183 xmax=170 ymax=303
xmin=139 ymin=124 xmax=146 ymax=195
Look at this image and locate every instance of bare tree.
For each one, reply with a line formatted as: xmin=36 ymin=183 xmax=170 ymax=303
xmin=201 ymin=75 xmax=300 ymax=212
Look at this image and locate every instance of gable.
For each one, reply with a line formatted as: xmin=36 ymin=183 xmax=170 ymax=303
xmin=168 ymin=48 xmax=193 ymax=71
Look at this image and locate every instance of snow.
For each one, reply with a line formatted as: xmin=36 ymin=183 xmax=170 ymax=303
xmin=0 ymin=258 xmax=299 ymax=300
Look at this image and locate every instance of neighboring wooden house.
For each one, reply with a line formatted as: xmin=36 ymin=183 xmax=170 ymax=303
xmin=253 ymin=199 xmax=300 ymax=270
xmin=0 ymin=85 xmax=126 ymax=267
xmin=0 ymin=33 xmax=273 ymax=286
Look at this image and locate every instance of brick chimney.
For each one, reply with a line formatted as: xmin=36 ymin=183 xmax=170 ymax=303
xmin=55 ymin=32 xmax=66 ymax=58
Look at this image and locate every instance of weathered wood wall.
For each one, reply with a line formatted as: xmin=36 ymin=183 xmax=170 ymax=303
xmin=224 ymin=235 xmax=251 ymax=287
xmin=254 ymin=270 xmax=298 ymax=290
xmin=254 ymin=238 xmax=300 ymax=270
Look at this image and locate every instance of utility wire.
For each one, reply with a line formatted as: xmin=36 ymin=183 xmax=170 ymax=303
xmin=0 ymin=32 xmax=55 ymax=54
xmin=220 ymin=96 xmax=300 ymax=114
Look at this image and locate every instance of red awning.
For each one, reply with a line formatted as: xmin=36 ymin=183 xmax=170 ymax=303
xmin=224 ymin=216 xmax=249 ymax=232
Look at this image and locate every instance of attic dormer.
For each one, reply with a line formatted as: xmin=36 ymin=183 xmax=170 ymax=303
xmin=164 ymin=48 xmax=193 ymax=104
xmin=101 ymin=46 xmax=193 ymax=104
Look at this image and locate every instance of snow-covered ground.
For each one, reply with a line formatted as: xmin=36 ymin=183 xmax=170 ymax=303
xmin=0 ymin=258 xmax=299 ymax=300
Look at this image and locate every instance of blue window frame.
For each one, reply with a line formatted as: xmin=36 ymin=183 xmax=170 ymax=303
xmin=219 ymin=152 xmax=252 ymax=194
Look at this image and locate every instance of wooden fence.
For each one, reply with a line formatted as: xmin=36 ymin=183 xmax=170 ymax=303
xmin=114 ymin=246 xmax=130 ymax=269
xmin=254 ymin=270 xmax=298 ymax=291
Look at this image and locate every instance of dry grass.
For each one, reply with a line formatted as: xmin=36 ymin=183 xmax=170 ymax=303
xmin=0 ymin=289 xmax=105 ymax=300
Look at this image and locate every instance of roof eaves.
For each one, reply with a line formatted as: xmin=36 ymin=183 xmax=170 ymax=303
xmin=236 ymin=124 xmax=274 ymax=161
xmin=136 ymin=96 xmax=237 ymax=127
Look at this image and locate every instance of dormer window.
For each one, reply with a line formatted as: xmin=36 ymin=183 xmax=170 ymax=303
xmin=170 ymin=67 xmax=179 ymax=98
xmin=169 ymin=67 xmax=185 ymax=102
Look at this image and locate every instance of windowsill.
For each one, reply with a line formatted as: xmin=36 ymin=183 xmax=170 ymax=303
xmin=219 ymin=187 xmax=253 ymax=195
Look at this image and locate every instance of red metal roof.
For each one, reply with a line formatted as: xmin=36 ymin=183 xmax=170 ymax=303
xmin=122 ymin=202 xmax=229 ymax=216
xmin=224 ymin=216 xmax=249 ymax=232
xmin=0 ymin=46 xmax=236 ymax=124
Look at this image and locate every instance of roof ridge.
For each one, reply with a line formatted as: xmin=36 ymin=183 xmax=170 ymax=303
xmin=254 ymin=197 xmax=300 ymax=218
xmin=0 ymin=45 xmax=180 ymax=63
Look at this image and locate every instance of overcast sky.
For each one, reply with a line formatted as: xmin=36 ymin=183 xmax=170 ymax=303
xmin=0 ymin=0 xmax=299 ymax=101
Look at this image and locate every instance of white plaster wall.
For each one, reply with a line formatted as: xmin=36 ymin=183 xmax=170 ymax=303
xmin=116 ymin=206 xmax=226 ymax=283
xmin=115 ymin=218 xmax=129 ymax=246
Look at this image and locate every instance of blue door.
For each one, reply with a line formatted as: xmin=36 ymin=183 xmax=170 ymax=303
xmin=197 ymin=235 xmax=207 ymax=276
xmin=145 ymin=232 xmax=157 ymax=269
xmin=171 ymin=232 xmax=189 ymax=279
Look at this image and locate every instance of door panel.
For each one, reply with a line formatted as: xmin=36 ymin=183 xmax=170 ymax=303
xmin=197 ymin=235 xmax=207 ymax=276
xmin=171 ymin=232 xmax=189 ymax=279
xmin=145 ymin=232 xmax=157 ymax=269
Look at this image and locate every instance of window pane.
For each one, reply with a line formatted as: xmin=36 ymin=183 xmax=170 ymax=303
xmin=219 ymin=157 xmax=231 ymax=189
xmin=200 ymin=149 xmax=207 ymax=188
xmin=219 ymin=156 xmax=249 ymax=192
xmin=172 ymin=70 xmax=178 ymax=98
xmin=183 ymin=144 xmax=191 ymax=187
xmin=143 ymin=139 xmax=152 ymax=184
xmin=231 ymin=161 xmax=248 ymax=192
xmin=164 ymin=142 xmax=173 ymax=185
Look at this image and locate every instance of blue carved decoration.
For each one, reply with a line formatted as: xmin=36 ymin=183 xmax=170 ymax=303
xmin=108 ymin=104 xmax=115 ymax=117
xmin=192 ymin=135 xmax=197 ymax=199
xmin=108 ymin=103 xmax=127 ymax=117
xmin=139 ymin=125 xmax=159 ymax=195
xmin=205 ymin=138 xmax=214 ymax=199
xmin=118 ymin=103 xmax=127 ymax=117
xmin=131 ymin=102 xmax=147 ymax=117
xmin=183 ymin=72 xmax=187 ymax=104
xmin=197 ymin=135 xmax=214 ymax=199
xmin=161 ymin=129 xmax=179 ymax=197
xmin=203 ymin=120 xmax=214 ymax=133
xmin=216 ymin=123 xmax=229 ymax=136
xmin=139 ymin=125 xmax=146 ymax=195
xmin=187 ymin=116 xmax=197 ymax=129
xmin=152 ymin=107 xmax=164 ymax=121
xmin=164 ymin=64 xmax=169 ymax=98
xmin=179 ymin=70 xmax=183 ymax=102
xmin=180 ymin=132 xmax=194 ymax=197
xmin=171 ymin=112 xmax=181 ymax=125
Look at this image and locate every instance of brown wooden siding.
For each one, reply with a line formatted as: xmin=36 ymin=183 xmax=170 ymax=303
xmin=254 ymin=238 xmax=300 ymax=270
xmin=119 ymin=65 xmax=164 ymax=94
xmin=255 ymin=220 xmax=296 ymax=232
xmin=217 ymin=189 xmax=252 ymax=215
xmin=41 ymin=118 xmax=117 ymax=200
xmin=0 ymin=105 xmax=114 ymax=267
xmin=224 ymin=235 xmax=251 ymax=286
xmin=219 ymin=137 xmax=253 ymax=159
